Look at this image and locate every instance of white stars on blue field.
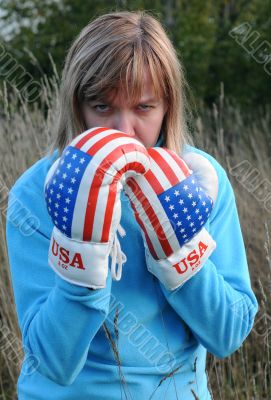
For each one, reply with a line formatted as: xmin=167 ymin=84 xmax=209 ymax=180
xmin=45 ymin=146 xmax=91 ymax=237
xmin=158 ymin=174 xmax=213 ymax=246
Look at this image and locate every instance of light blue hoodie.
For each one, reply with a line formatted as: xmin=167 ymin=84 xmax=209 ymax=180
xmin=6 ymin=137 xmax=258 ymax=400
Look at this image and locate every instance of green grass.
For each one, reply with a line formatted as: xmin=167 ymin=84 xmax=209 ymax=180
xmin=0 ymin=78 xmax=270 ymax=399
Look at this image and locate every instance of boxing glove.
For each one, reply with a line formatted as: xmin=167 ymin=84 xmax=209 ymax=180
xmin=44 ymin=127 xmax=150 ymax=289
xmin=124 ymin=147 xmax=218 ymax=291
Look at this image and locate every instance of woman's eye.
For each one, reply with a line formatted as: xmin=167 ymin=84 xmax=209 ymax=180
xmin=137 ymin=104 xmax=152 ymax=111
xmin=94 ymin=104 xmax=110 ymax=113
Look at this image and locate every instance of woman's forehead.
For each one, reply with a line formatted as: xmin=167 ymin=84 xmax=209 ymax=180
xmin=101 ymin=69 xmax=163 ymax=103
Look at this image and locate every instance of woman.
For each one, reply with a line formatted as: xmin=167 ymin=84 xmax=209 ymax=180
xmin=6 ymin=10 xmax=258 ymax=400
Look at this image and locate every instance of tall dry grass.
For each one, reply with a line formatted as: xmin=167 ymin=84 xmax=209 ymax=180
xmin=0 ymin=78 xmax=270 ymax=399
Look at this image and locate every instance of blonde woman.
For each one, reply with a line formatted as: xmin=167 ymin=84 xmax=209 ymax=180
xmin=6 ymin=11 xmax=257 ymax=400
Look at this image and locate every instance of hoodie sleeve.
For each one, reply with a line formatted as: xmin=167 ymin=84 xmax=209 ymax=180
xmin=5 ymin=165 xmax=112 ymax=386
xmin=159 ymin=151 xmax=258 ymax=358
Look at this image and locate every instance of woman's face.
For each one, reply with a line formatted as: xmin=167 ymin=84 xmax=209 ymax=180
xmin=82 ymin=70 xmax=167 ymax=148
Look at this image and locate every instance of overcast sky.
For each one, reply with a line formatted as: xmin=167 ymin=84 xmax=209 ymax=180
xmin=0 ymin=7 xmax=16 ymax=40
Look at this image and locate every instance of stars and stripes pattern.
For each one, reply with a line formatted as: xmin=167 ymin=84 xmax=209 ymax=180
xmin=45 ymin=127 xmax=149 ymax=243
xmin=125 ymin=147 xmax=214 ymax=260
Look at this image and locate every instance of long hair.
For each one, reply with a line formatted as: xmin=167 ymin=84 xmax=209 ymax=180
xmin=49 ymin=11 xmax=194 ymax=155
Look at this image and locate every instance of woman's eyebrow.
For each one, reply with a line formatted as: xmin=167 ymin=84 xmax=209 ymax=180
xmin=138 ymin=97 xmax=159 ymax=103
xmin=87 ymin=96 xmax=160 ymax=105
xmin=87 ymin=98 xmax=110 ymax=104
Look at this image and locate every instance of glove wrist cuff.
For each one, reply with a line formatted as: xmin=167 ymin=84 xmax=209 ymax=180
xmin=145 ymin=228 xmax=216 ymax=291
xmin=48 ymin=227 xmax=111 ymax=289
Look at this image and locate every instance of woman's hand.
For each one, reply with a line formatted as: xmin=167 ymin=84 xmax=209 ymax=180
xmin=124 ymin=147 xmax=218 ymax=291
xmin=44 ymin=127 xmax=150 ymax=289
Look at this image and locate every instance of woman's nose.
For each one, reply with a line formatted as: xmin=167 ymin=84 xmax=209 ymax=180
xmin=114 ymin=112 xmax=136 ymax=137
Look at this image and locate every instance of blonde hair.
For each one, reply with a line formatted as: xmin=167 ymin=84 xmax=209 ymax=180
xmin=49 ymin=10 xmax=194 ymax=155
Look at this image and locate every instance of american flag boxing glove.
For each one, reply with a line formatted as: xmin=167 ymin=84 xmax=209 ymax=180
xmin=44 ymin=127 xmax=150 ymax=289
xmin=124 ymin=147 xmax=218 ymax=291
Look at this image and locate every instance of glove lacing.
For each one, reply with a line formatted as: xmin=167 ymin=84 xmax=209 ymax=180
xmin=110 ymin=224 xmax=127 ymax=281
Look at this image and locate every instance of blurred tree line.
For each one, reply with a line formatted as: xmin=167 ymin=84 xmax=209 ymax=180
xmin=0 ymin=0 xmax=270 ymax=112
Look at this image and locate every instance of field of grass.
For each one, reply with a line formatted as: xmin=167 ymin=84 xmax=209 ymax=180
xmin=0 ymin=78 xmax=270 ymax=399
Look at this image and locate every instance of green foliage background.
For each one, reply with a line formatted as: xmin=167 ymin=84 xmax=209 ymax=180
xmin=0 ymin=0 xmax=271 ymax=114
